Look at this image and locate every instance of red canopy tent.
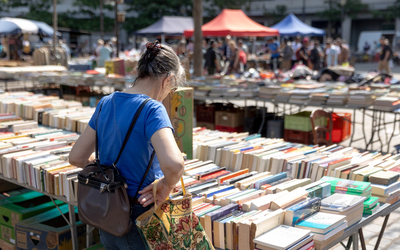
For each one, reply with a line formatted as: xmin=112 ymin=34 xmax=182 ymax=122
xmin=184 ymin=9 xmax=279 ymax=37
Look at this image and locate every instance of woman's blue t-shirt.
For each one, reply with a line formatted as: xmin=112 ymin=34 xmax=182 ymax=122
xmin=88 ymin=92 xmax=172 ymax=198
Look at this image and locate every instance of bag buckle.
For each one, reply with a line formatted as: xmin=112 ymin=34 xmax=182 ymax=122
xmin=100 ymin=183 xmax=110 ymax=193
xmin=85 ymin=178 xmax=89 ymax=184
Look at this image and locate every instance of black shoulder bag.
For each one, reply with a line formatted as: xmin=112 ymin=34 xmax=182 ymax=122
xmin=78 ymin=98 xmax=156 ymax=237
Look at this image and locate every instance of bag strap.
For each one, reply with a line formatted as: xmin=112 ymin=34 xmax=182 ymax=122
xmin=133 ymin=150 xmax=155 ymax=199
xmin=113 ymin=98 xmax=152 ymax=166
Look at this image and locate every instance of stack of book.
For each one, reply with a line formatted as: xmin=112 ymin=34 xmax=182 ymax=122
xmin=370 ymin=170 xmax=400 ymax=204
xmin=254 ymin=225 xmax=314 ymax=250
xmin=275 ymin=92 xmax=292 ymax=103
xmin=295 ymin=212 xmax=347 ymax=249
xmin=347 ymin=91 xmax=374 ymax=108
xmin=363 ymin=196 xmax=380 ymax=214
xmin=373 ymin=96 xmax=400 ymax=111
xmin=308 ymin=93 xmax=329 ymax=106
xmin=288 ymin=90 xmax=312 ymax=105
xmin=258 ymin=86 xmax=281 ymax=100
xmin=320 ymin=193 xmax=365 ymax=227
xmin=320 ymin=177 xmax=372 ymax=197
xmin=326 ymin=93 xmax=349 ymax=106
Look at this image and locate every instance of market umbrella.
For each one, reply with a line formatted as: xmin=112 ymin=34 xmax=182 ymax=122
xmin=183 ymin=9 xmax=279 ymax=37
xmin=271 ymin=14 xmax=325 ymax=36
xmin=0 ymin=17 xmax=60 ymax=36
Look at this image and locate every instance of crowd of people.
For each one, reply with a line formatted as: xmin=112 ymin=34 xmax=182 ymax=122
xmin=200 ymin=35 xmax=354 ymax=76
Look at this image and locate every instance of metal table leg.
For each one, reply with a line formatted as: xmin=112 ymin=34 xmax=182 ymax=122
xmin=358 ymin=228 xmax=367 ymax=250
xmin=349 ymin=109 xmax=357 ymax=146
xmin=374 ymin=214 xmax=390 ymax=250
xmin=69 ymin=204 xmax=79 ymax=250
xmin=353 ymin=232 xmax=359 ymax=250
xmin=387 ymin=113 xmax=398 ymax=154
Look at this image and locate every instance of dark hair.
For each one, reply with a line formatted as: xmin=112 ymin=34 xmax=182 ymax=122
xmin=135 ymin=41 xmax=185 ymax=86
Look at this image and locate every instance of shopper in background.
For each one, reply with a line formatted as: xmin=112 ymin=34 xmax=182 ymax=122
xmin=238 ymin=39 xmax=248 ymax=70
xmin=204 ymin=40 xmax=220 ymax=75
xmin=337 ymin=38 xmax=349 ymax=65
xmin=281 ymin=38 xmax=293 ymax=71
xmin=298 ymin=37 xmax=309 ymax=66
xmin=228 ymin=40 xmax=240 ymax=74
xmin=223 ymin=35 xmax=232 ymax=62
xmin=96 ymin=39 xmax=111 ymax=67
xmin=309 ymin=40 xmax=323 ymax=71
xmin=69 ymin=41 xmax=185 ymax=249
xmin=176 ymin=40 xmax=187 ymax=61
xmin=291 ymin=36 xmax=302 ymax=67
xmin=59 ymin=39 xmax=71 ymax=61
xmin=325 ymin=39 xmax=338 ymax=67
xmin=266 ymin=38 xmax=280 ymax=70
xmin=378 ymin=37 xmax=392 ymax=74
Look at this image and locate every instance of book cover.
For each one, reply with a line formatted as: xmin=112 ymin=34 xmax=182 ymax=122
xmin=371 ymin=181 xmax=400 ymax=196
xmin=320 ymin=193 xmax=366 ymax=212
xmin=253 ymin=172 xmax=288 ymax=189
xmin=284 ymin=197 xmax=321 ymax=226
xmin=253 ymin=225 xmax=311 ymax=250
xmin=306 ymin=183 xmax=331 ymax=199
xmin=295 ymin=212 xmax=346 ymax=233
xmin=369 ymin=171 xmax=399 ymax=186
xmin=363 ymin=196 xmax=379 ymax=209
xmin=363 ymin=203 xmax=380 ymax=215
xmin=320 ymin=176 xmax=370 ymax=194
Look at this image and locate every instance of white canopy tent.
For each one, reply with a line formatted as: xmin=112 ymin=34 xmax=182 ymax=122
xmin=0 ymin=17 xmax=60 ymax=37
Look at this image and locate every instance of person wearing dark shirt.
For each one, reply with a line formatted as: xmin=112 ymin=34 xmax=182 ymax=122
xmin=309 ymin=40 xmax=323 ymax=71
xmin=378 ymin=37 xmax=392 ymax=74
xmin=298 ymin=37 xmax=310 ymax=66
xmin=204 ymin=40 xmax=220 ymax=75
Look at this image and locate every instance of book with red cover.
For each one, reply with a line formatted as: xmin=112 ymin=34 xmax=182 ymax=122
xmin=324 ymin=157 xmax=351 ymax=176
xmin=200 ymin=170 xmax=230 ymax=181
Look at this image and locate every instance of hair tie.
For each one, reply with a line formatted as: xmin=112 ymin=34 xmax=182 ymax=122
xmin=145 ymin=40 xmax=162 ymax=60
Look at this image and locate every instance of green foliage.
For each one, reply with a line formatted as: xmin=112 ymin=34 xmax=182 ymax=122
xmin=264 ymin=5 xmax=287 ymax=25
xmin=372 ymin=0 xmax=400 ymax=21
xmin=1 ymin=0 xmax=55 ymax=22
xmin=124 ymin=0 xmax=192 ymax=35
xmin=317 ymin=0 xmax=368 ymax=22
xmin=204 ymin=0 xmax=242 ymax=19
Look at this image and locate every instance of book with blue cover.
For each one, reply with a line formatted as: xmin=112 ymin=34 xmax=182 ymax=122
xmin=254 ymin=172 xmax=287 ymax=189
xmin=295 ymin=212 xmax=346 ymax=234
xmin=284 ymin=197 xmax=321 ymax=226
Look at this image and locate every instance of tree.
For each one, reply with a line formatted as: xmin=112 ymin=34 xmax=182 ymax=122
xmin=193 ymin=0 xmax=203 ymax=77
xmin=372 ymin=0 xmax=400 ymax=21
xmin=317 ymin=0 xmax=368 ymax=37
xmin=204 ymin=0 xmax=242 ymax=20
xmin=1 ymin=0 xmax=55 ymax=24
xmin=123 ymin=0 xmax=192 ymax=35
xmin=264 ymin=5 xmax=287 ymax=26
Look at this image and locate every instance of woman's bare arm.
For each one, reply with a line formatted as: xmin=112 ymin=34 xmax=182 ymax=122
xmin=69 ymin=126 xmax=96 ymax=167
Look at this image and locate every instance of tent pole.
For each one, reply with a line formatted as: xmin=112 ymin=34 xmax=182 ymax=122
xmin=252 ymin=36 xmax=257 ymax=54
xmin=53 ymin=0 xmax=57 ymax=62
xmin=161 ymin=35 xmax=166 ymax=44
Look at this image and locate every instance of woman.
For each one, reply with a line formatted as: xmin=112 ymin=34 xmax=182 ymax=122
xmin=228 ymin=40 xmax=240 ymax=74
xmin=69 ymin=41 xmax=185 ymax=250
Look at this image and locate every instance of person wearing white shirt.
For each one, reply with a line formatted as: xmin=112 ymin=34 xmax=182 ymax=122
xmin=325 ymin=40 xmax=338 ymax=67
xmin=291 ymin=36 xmax=302 ymax=67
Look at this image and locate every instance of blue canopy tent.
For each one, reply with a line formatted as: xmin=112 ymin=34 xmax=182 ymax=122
xmin=135 ymin=16 xmax=194 ymax=43
xmin=271 ymin=14 xmax=325 ymax=36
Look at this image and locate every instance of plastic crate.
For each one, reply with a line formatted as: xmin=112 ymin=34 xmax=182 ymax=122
xmin=215 ymin=109 xmax=244 ymax=127
xmin=327 ymin=113 xmax=352 ymax=143
xmin=284 ymin=129 xmax=313 ymax=145
xmin=196 ymin=104 xmax=216 ymax=123
xmin=267 ymin=118 xmax=284 ymax=138
xmin=284 ymin=111 xmax=326 ymax=132
xmin=215 ymin=125 xmax=244 ymax=133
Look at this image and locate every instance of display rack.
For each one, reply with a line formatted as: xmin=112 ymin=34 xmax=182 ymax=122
xmin=0 ymin=175 xmax=79 ymax=250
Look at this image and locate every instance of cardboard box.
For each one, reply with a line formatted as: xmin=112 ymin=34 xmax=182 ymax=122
xmin=105 ymin=59 xmax=125 ymax=76
xmin=0 ymin=238 xmax=16 ymax=250
xmin=0 ymin=192 xmax=64 ymax=228
xmin=1 ymin=224 xmax=15 ymax=244
xmin=215 ymin=109 xmax=244 ymax=128
xmin=163 ymin=87 xmax=193 ymax=159
xmin=15 ymin=204 xmax=86 ymax=250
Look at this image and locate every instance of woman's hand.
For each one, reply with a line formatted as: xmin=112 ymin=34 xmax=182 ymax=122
xmin=137 ymin=178 xmax=175 ymax=207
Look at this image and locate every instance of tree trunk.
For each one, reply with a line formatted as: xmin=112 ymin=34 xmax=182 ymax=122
xmin=328 ymin=20 xmax=332 ymax=38
xmin=193 ymin=0 xmax=203 ymax=77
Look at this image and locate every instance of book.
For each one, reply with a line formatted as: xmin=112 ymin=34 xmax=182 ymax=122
xmin=284 ymin=197 xmax=321 ymax=226
xmin=363 ymin=203 xmax=380 ymax=215
xmin=363 ymin=196 xmax=379 ymax=209
xmin=270 ymin=188 xmax=309 ymax=210
xmin=312 ymin=221 xmax=347 ymax=241
xmin=253 ymin=225 xmax=311 ymax=250
xmin=305 ymin=182 xmax=331 ymax=199
xmin=320 ymin=176 xmax=370 ymax=195
xmin=320 ymin=194 xmax=366 ymax=212
xmin=369 ymin=171 xmax=399 ymax=186
xmin=204 ymin=203 xmax=239 ymax=244
xmin=295 ymin=212 xmax=346 ymax=234
xmin=243 ymin=191 xmax=288 ymax=212
xmin=371 ymin=181 xmax=400 ymax=196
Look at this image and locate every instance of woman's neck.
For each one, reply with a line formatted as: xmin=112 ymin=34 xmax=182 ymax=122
xmin=124 ymin=78 xmax=163 ymax=101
